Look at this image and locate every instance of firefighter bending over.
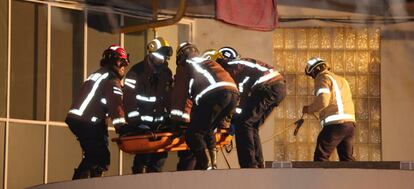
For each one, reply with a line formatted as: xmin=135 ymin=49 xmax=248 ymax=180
xmin=169 ymin=42 xmax=239 ymax=170
xmin=65 ymin=45 xmax=129 ymax=179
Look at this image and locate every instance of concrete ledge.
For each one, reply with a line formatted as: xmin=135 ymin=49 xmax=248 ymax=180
xmin=30 ymin=168 xmax=414 ymax=189
xmin=266 ymin=161 xmax=414 ymax=170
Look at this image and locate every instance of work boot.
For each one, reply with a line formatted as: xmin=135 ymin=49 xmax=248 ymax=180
xmin=194 ymin=150 xmax=209 ymax=170
xmin=72 ymin=168 xmax=90 ymax=180
xmin=132 ymin=165 xmax=145 ymax=174
xmin=207 ymin=148 xmax=218 ymax=170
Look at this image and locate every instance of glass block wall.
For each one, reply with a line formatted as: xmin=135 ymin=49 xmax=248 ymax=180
xmin=272 ymin=28 xmax=381 ymax=161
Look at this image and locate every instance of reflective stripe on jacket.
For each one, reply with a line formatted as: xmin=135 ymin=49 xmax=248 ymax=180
xmin=66 ymin=67 xmax=126 ymax=127
xmin=221 ymin=57 xmax=284 ymax=111
xmin=170 ymin=57 xmax=238 ymax=122
xmin=308 ymin=70 xmax=356 ymax=126
xmin=123 ymin=56 xmax=173 ymax=126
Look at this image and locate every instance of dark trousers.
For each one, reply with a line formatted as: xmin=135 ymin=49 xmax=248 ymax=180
xmin=66 ymin=118 xmax=110 ymax=178
xmin=234 ymin=81 xmax=286 ymax=168
xmin=314 ymin=122 xmax=356 ymax=161
xmin=177 ymin=131 xmax=216 ymax=171
xmin=186 ymin=90 xmax=239 ymax=170
xmin=132 ymin=152 xmax=168 ymax=173
xmin=177 ymin=150 xmax=196 ymax=171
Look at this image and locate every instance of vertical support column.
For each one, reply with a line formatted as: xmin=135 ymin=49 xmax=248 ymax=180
xmin=118 ymin=14 xmax=124 ymax=176
xmin=44 ymin=3 xmax=52 ymax=184
xmin=4 ymin=0 xmax=11 ymax=188
xmin=83 ymin=9 xmax=88 ymax=80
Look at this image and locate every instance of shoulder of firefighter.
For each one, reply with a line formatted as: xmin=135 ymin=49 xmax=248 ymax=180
xmin=169 ymin=57 xmax=238 ymax=122
xmin=225 ymin=57 xmax=284 ymax=114
xmin=67 ymin=67 xmax=126 ymax=129
xmin=123 ymin=60 xmax=173 ymax=126
xmin=307 ymin=70 xmax=356 ymax=126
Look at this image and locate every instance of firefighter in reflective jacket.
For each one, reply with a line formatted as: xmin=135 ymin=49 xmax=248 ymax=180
xmin=122 ymin=37 xmax=173 ymax=173
xmin=302 ymin=57 xmax=356 ymax=161
xmin=170 ymin=42 xmax=239 ymax=170
xmin=203 ymin=47 xmax=286 ymax=168
xmin=65 ymin=45 xmax=129 ymax=179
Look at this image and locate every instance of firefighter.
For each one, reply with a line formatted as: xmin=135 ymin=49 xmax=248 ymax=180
xmin=302 ymin=57 xmax=356 ymax=161
xmin=122 ymin=37 xmax=173 ymax=173
xmin=203 ymin=47 xmax=286 ymax=168
xmin=65 ymin=45 xmax=129 ymax=179
xmin=170 ymin=42 xmax=239 ymax=170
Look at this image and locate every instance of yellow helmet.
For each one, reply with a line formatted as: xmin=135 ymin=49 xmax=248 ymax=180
xmin=147 ymin=37 xmax=173 ymax=57
xmin=202 ymin=49 xmax=224 ymax=61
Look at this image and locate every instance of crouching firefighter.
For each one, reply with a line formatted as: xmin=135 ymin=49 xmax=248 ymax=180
xmin=65 ymin=45 xmax=129 ymax=179
xmin=302 ymin=57 xmax=356 ymax=161
xmin=170 ymin=42 xmax=239 ymax=170
xmin=122 ymin=37 xmax=173 ymax=173
xmin=203 ymin=47 xmax=286 ymax=168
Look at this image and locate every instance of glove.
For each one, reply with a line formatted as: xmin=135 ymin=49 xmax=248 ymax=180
xmin=115 ymin=124 xmax=130 ymax=136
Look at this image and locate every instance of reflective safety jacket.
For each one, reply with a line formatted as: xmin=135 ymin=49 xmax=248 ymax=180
xmin=221 ymin=58 xmax=284 ymax=114
xmin=123 ymin=56 xmax=173 ymax=127
xmin=170 ymin=57 xmax=238 ymax=122
xmin=308 ymin=70 xmax=356 ymax=126
xmin=66 ymin=67 xmax=126 ymax=127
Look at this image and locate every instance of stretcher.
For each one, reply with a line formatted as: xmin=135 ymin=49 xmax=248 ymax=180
xmin=111 ymin=128 xmax=233 ymax=154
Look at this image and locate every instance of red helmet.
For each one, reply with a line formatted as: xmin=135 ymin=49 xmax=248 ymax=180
xmin=101 ymin=45 xmax=129 ymax=67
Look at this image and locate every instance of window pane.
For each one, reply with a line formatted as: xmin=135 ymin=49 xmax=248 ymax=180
xmin=0 ymin=0 xmax=7 ymax=117
xmin=107 ymin=130 xmax=119 ymax=176
xmin=87 ymin=13 xmax=120 ymax=75
xmin=8 ymin=123 xmax=45 ymax=189
xmin=48 ymin=125 xmax=80 ymax=183
xmin=0 ymin=122 xmax=5 ymax=188
xmin=50 ymin=7 xmax=84 ymax=122
xmin=124 ymin=31 xmax=147 ymax=74
xmin=10 ymin=1 xmax=46 ymax=120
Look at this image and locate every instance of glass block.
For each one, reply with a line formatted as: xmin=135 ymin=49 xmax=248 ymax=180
xmin=369 ymin=75 xmax=380 ymax=97
xmin=297 ymin=51 xmax=308 ymax=71
xmin=357 ymin=75 xmax=368 ymax=97
xmin=297 ymin=144 xmax=310 ymax=160
xmin=285 ymin=50 xmax=297 ymax=73
xmin=344 ymin=51 xmax=356 ymax=73
xmin=274 ymin=50 xmax=285 ymax=72
xmin=286 ymin=121 xmax=297 ymax=143
xmin=370 ymin=98 xmax=381 ymax=121
xmin=369 ymin=50 xmax=380 ymax=73
xmin=345 ymin=75 xmax=356 ymax=96
xmin=284 ymin=28 xmax=296 ymax=49
xmin=296 ymin=97 xmax=308 ymax=119
xmin=319 ymin=51 xmax=332 ymax=68
xmin=356 ymin=144 xmax=369 ymax=161
xmin=295 ymin=121 xmax=309 ymax=142
xmin=330 ymin=149 xmax=339 ymax=161
xmin=333 ymin=28 xmax=345 ymax=49
xmin=356 ymin=28 xmax=368 ymax=49
xmin=273 ymin=29 xmax=284 ymax=49
xmin=274 ymin=143 xmax=286 ymax=161
xmin=285 ymin=97 xmax=297 ymax=120
xmin=296 ymin=29 xmax=307 ymax=49
xmin=275 ymin=100 xmax=285 ymax=119
xmin=332 ymin=51 xmax=344 ymax=73
xmin=356 ymin=98 xmax=369 ymax=120
xmin=274 ymin=120 xmax=286 ymax=143
xmin=308 ymin=81 xmax=315 ymax=97
xmin=285 ymin=74 xmax=296 ymax=95
xmin=297 ymin=75 xmax=308 ymax=95
xmin=370 ymin=121 xmax=381 ymax=144
xmin=308 ymin=120 xmax=320 ymax=143
xmin=368 ymin=28 xmax=380 ymax=50
xmin=356 ymin=121 xmax=369 ymax=143
xmin=371 ymin=144 xmax=382 ymax=161
xmin=286 ymin=143 xmax=298 ymax=160
xmin=320 ymin=28 xmax=332 ymax=49
xmin=308 ymin=50 xmax=319 ymax=59
xmin=345 ymin=28 xmax=356 ymax=49
xmin=308 ymin=28 xmax=320 ymax=49
xmin=356 ymin=51 xmax=369 ymax=73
